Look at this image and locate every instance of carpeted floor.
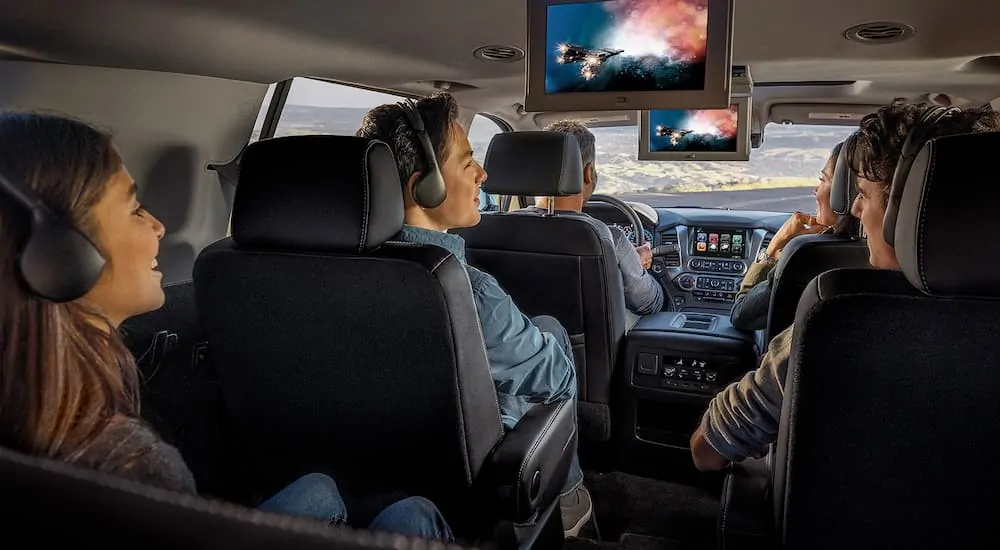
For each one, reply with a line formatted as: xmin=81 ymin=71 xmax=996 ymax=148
xmin=567 ymin=471 xmax=719 ymax=550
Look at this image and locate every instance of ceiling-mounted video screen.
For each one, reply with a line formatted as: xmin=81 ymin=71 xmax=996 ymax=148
xmin=523 ymin=0 xmax=735 ymax=112
xmin=638 ymin=96 xmax=751 ymax=161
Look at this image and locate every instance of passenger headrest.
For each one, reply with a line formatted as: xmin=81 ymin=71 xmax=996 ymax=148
xmin=894 ymin=131 xmax=1000 ymax=296
xmin=230 ymin=135 xmax=403 ymax=254
xmin=831 ymin=135 xmax=858 ymax=216
xmin=481 ymin=132 xmax=584 ymax=197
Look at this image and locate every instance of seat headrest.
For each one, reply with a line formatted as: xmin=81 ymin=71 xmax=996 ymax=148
xmin=894 ymin=131 xmax=1000 ymax=296
xmin=481 ymin=132 xmax=584 ymax=197
xmin=831 ymin=135 xmax=858 ymax=216
xmin=230 ymin=135 xmax=403 ymax=254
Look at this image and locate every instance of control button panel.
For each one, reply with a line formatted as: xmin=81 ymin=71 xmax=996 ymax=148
xmin=634 ymin=354 xmax=722 ymax=395
xmin=687 ymin=276 xmax=737 ymax=303
xmin=689 ymin=259 xmax=746 ymax=275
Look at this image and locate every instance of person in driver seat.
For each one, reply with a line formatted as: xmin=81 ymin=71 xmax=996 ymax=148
xmin=0 ymin=112 xmax=453 ymax=541
xmin=729 ymin=139 xmax=859 ymax=332
xmin=356 ymin=92 xmax=592 ymax=538
xmin=689 ymin=102 xmax=1000 ymax=471
xmin=523 ymin=120 xmax=664 ymax=316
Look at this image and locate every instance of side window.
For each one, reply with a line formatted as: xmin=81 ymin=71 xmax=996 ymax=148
xmin=469 ymin=114 xmax=504 ymax=212
xmin=250 ymin=77 xmax=405 ymax=141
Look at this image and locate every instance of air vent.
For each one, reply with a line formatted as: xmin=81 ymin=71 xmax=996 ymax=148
xmin=759 ymin=233 xmax=773 ymax=258
xmin=844 ymin=22 xmax=914 ymax=44
xmin=473 ymin=45 xmax=525 ymax=63
xmin=661 ymin=230 xmax=680 ymax=267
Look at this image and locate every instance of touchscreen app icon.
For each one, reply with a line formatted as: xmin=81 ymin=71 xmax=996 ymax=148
xmin=709 ymin=233 xmax=719 ymax=243
xmin=696 ymin=242 xmax=707 ymax=251
xmin=709 ymin=243 xmax=718 ymax=251
xmin=697 ymin=233 xmax=707 ymax=242
xmin=720 ymin=243 xmax=730 ymax=251
xmin=720 ymin=234 xmax=730 ymax=242
xmin=732 ymin=234 xmax=743 ymax=244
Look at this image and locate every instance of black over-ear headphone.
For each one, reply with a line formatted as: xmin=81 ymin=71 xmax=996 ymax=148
xmin=882 ymin=105 xmax=960 ymax=246
xmin=0 ymin=173 xmax=106 ymax=302
xmin=396 ymin=99 xmax=447 ymax=209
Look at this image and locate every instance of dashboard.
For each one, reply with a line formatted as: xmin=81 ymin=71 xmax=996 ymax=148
xmin=586 ymin=203 xmax=792 ymax=314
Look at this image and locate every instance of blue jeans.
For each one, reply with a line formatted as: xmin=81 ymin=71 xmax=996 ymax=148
xmin=258 ymin=473 xmax=453 ymax=542
xmin=530 ymin=315 xmax=584 ymax=496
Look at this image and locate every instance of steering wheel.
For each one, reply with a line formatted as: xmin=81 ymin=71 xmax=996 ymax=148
xmin=589 ymin=194 xmax=647 ymax=247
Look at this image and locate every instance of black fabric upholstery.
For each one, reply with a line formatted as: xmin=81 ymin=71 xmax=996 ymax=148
xmin=230 ymin=136 xmax=403 ymax=253
xmin=194 ymin=137 xmax=575 ymax=542
xmin=772 ymin=266 xmax=1000 ymax=548
xmin=764 ymin=234 xmax=871 ymax=343
xmin=455 ymin=213 xmax=627 ymax=442
xmin=120 ymin=281 xmax=226 ymax=496
xmin=481 ymin=132 xmax=584 ymax=197
xmin=894 ymin=131 xmax=1000 ymax=296
xmin=0 ymin=444 xmax=464 ymax=550
xmin=195 ymin=243 xmax=505 ymax=525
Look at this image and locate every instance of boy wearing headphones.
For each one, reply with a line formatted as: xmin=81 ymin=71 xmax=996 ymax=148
xmin=689 ymin=102 xmax=1000 ymax=472
xmin=357 ymin=92 xmax=592 ymax=537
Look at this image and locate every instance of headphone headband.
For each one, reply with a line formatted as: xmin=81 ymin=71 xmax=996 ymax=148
xmin=397 ymin=99 xmax=447 ymax=209
xmin=882 ymin=105 xmax=960 ymax=246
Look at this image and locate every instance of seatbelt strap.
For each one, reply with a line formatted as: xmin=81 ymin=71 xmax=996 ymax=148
xmin=207 ymin=146 xmax=246 ymax=214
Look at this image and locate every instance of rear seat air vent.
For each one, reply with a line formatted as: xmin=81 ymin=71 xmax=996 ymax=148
xmin=681 ymin=314 xmax=714 ymax=330
xmin=660 ymin=230 xmax=680 ymax=267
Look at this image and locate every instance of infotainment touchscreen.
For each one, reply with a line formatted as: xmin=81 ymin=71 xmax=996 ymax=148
xmin=691 ymin=227 xmax=748 ymax=259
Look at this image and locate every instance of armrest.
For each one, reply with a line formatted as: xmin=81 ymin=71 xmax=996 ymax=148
xmin=719 ymin=456 xmax=775 ymax=550
xmin=477 ymin=400 xmax=575 ymax=523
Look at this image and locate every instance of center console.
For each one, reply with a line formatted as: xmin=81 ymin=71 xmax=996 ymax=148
xmin=650 ymin=225 xmax=772 ymax=314
xmin=673 ymin=226 xmax=751 ymax=306
xmin=615 ymin=311 xmax=757 ymax=459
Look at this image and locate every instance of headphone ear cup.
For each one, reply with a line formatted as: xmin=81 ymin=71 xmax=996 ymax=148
xmin=412 ymin=170 xmax=447 ymax=209
xmin=882 ymin=106 xmax=956 ymax=246
xmin=19 ymin=215 xmax=105 ymax=302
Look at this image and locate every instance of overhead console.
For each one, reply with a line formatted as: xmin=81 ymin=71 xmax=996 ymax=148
xmin=616 ymin=311 xmax=756 ymax=456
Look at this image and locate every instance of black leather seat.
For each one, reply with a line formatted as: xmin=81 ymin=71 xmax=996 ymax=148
xmin=453 ymin=132 xmax=627 ymax=443
xmin=0 ymin=444 xmax=462 ymax=549
xmin=773 ymin=131 xmax=1000 ymax=548
xmin=763 ymin=134 xmax=869 ymax=343
xmin=193 ymin=135 xmax=574 ymax=547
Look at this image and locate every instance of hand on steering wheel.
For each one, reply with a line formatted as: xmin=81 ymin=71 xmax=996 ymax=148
xmin=635 ymin=243 xmax=653 ymax=270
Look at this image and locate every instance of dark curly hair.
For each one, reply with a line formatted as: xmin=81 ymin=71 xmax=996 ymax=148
xmin=844 ymin=102 xmax=1000 ymax=198
xmin=355 ymin=91 xmax=460 ymax=191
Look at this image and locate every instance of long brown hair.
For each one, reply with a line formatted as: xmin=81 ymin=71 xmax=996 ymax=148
xmin=0 ymin=112 xmax=140 ymax=460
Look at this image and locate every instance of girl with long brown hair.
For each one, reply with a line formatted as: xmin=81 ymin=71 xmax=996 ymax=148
xmin=0 ymin=111 xmax=451 ymax=540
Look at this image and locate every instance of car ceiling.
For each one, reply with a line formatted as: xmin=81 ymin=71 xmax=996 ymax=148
xmin=1 ymin=0 xmax=999 ymax=124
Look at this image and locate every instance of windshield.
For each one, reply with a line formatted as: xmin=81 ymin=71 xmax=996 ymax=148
xmin=587 ymin=123 xmax=857 ymax=212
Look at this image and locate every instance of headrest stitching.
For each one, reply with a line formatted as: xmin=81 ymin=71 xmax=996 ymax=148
xmin=358 ymin=141 xmax=373 ymax=255
xmin=557 ymin=141 xmax=568 ymax=196
xmin=915 ymin=142 xmax=937 ymax=293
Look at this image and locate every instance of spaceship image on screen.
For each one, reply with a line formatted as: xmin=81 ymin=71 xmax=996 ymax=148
xmin=654 ymin=126 xmax=694 ymax=146
xmin=649 ymin=107 xmax=740 ymax=153
xmin=555 ymin=43 xmax=625 ymax=80
xmin=543 ymin=0 xmax=710 ymax=94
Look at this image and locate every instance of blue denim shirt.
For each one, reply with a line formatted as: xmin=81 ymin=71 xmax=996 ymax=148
xmin=395 ymin=225 xmax=578 ymax=429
